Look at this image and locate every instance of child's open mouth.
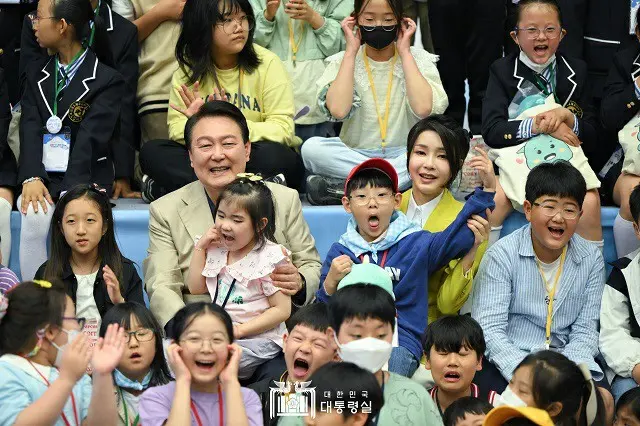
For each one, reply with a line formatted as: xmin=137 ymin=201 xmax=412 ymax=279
xmin=129 ymin=352 xmax=142 ymax=361
xmin=368 ymin=215 xmax=380 ymax=230
xmin=534 ymin=45 xmax=549 ymax=54
xmin=548 ymin=226 xmax=564 ymax=239
xmin=293 ymin=358 xmax=310 ymax=379
xmin=444 ymin=371 xmax=461 ymax=383
xmin=195 ymin=360 xmax=216 ymax=371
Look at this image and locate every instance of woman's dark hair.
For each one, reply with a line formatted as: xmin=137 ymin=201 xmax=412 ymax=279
xmin=100 ymin=302 xmax=172 ymax=387
xmin=167 ymin=302 xmax=235 ymax=343
xmin=443 ymin=397 xmax=492 ymax=426
xmin=406 ymin=114 xmax=470 ymax=187
xmin=353 ymin=0 xmax=404 ymax=39
xmin=514 ymin=351 xmax=606 ymax=426
xmin=49 ymin=0 xmax=114 ymax=67
xmin=0 ymin=280 xmax=67 ymax=355
xmin=45 ymin=184 xmax=124 ymax=293
xmin=214 ymin=176 xmax=276 ymax=251
xmin=514 ymin=0 xmax=563 ymax=27
xmin=617 ymin=388 xmax=640 ymax=422
xmin=310 ymin=362 xmax=384 ymax=425
xmin=175 ymin=0 xmax=260 ymax=86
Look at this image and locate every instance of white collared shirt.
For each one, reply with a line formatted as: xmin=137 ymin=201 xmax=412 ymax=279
xmin=406 ymin=191 xmax=444 ymax=228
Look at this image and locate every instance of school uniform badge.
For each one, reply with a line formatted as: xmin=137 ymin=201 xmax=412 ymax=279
xmin=68 ymin=101 xmax=90 ymax=123
xmin=566 ymin=101 xmax=583 ymax=118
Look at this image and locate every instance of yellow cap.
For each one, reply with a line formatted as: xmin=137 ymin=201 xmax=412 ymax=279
xmin=483 ymin=407 xmax=553 ymax=426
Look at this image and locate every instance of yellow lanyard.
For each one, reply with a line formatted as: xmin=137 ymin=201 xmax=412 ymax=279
xmin=362 ymin=47 xmax=398 ymax=149
xmin=288 ymin=19 xmax=305 ymax=65
xmin=535 ymin=246 xmax=567 ymax=350
xmin=237 ymin=70 xmax=243 ymax=110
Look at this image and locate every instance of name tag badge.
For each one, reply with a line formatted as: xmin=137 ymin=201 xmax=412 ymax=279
xmin=42 ymin=127 xmax=71 ymax=173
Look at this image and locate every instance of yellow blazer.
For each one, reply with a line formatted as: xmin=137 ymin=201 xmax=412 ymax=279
xmin=400 ymin=189 xmax=487 ymax=324
xmin=144 ymin=180 xmax=321 ymax=327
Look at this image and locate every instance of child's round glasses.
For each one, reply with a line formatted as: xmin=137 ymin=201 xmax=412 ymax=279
xmin=179 ymin=336 xmax=227 ymax=350
xmin=123 ymin=328 xmax=155 ymax=343
xmin=349 ymin=193 xmax=394 ymax=207
xmin=515 ymin=26 xmax=562 ymax=40
xmin=532 ymin=202 xmax=580 ymax=220
xmin=218 ymin=16 xmax=254 ymax=35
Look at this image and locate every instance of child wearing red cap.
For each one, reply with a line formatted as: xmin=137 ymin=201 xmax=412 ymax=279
xmin=315 ymin=157 xmax=495 ymax=378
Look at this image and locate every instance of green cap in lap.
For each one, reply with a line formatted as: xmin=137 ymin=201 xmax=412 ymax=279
xmin=337 ymin=262 xmax=395 ymax=300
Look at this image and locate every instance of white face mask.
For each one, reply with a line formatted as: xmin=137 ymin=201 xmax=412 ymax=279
xmin=334 ymin=335 xmax=393 ymax=374
xmin=51 ymin=329 xmax=81 ymax=368
xmin=494 ymin=385 xmax=528 ymax=408
xmin=518 ymin=50 xmax=556 ymax=75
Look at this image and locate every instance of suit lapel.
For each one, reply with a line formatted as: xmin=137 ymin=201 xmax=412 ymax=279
xmin=556 ymin=56 xmax=577 ymax=107
xmin=37 ymin=58 xmax=55 ymax=117
xmin=178 ymin=182 xmax=215 ymax=242
xmin=513 ymin=57 xmax=527 ymax=95
xmin=99 ymin=1 xmax=114 ymax=32
xmin=632 ymin=52 xmax=640 ymax=80
xmin=58 ymin=50 xmax=98 ymax=122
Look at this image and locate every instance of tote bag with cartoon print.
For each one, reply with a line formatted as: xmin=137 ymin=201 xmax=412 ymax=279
xmin=619 ymin=111 xmax=640 ymax=176
xmin=489 ymin=94 xmax=600 ymax=211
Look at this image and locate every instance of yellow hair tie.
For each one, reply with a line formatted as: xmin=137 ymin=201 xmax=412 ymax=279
xmin=236 ymin=173 xmax=264 ymax=182
xmin=33 ymin=280 xmax=52 ymax=289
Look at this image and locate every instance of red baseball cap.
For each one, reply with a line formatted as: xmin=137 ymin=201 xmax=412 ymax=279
xmin=344 ymin=158 xmax=399 ymax=194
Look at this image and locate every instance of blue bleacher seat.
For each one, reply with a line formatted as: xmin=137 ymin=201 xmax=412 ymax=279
xmin=8 ymin=202 xmax=620 ymax=280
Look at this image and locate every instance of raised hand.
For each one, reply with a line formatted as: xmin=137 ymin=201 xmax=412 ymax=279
xmin=468 ymin=147 xmax=496 ymax=192
xmin=341 ymin=17 xmax=361 ymax=56
xmin=59 ymin=332 xmax=91 ymax=383
xmin=103 ymin=265 xmax=123 ymax=304
xmin=91 ymin=324 xmax=126 ymax=376
xmin=170 ymin=82 xmax=214 ymax=118
xmin=324 ymin=254 xmax=353 ymax=295
xmin=219 ymin=343 xmax=243 ymax=386
xmin=167 ymin=343 xmax=192 ymax=383
xmin=396 ymin=18 xmax=416 ymax=54
xmin=264 ymin=0 xmax=280 ymax=22
xmin=196 ymin=226 xmax=221 ymax=251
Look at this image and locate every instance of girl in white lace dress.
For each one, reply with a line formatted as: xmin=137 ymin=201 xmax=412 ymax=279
xmin=187 ymin=174 xmax=291 ymax=379
xmin=300 ymin=0 xmax=448 ymax=203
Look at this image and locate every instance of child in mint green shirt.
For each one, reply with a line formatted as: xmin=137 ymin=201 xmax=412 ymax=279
xmin=250 ymin=0 xmax=351 ymax=141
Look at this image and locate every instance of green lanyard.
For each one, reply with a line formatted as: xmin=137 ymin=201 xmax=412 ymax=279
xmin=533 ymin=64 xmax=558 ymax=102
xmin=53 ymin=49 xmax=85 ymax=115
xmin=118 ymin=387 xmax=140 ymax=426
xmin=87 ymin=0 xmax=101 ymax=47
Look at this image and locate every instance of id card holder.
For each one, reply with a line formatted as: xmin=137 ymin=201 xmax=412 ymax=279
xmin=42 ymin=126 xmax=71 ymax=173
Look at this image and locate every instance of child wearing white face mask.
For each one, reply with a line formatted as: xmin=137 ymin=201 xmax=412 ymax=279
xmin=329 ymin=278 xmax=443 ymax=426
xmin=495 ymin=350 xmax=609 ymax=426
xmin=0 ymin=279 xmax=126 ymax=425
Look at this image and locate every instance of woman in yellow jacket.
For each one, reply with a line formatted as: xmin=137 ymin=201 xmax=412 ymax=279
xmin=400 ymin=115 xmax=493 ymax=324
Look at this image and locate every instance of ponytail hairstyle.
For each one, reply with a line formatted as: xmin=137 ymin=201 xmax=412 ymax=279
xmin=213 ymin=174 xmax=276 ymax=251
xmin=0 ymin=280 xmax=67 ymax=356
xmin=45 ymin=184 xmax=124 ymax=293
xmin=514 ymin=351 xmax=606 ymax=426
xmin=50 ymin=0 xmax=114 ymax=67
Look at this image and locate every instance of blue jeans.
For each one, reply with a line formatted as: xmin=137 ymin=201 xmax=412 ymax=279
xmin=611 ymin=376 xmax=638 ymax=403
xmin=388 ymin=346 xmax=419 ymax=378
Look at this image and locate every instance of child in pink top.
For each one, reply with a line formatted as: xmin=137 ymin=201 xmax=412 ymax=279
xmin=187 ymin=174 xmax=291 ymax=379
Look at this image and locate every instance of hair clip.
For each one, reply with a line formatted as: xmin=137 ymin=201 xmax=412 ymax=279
xmin=236 ymin=173 xmax=264 ymax=183
xmin=33 ymin=280 xmax=52 ymax=289
xmin=0 ymin=294 xmax=7 ymax=322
